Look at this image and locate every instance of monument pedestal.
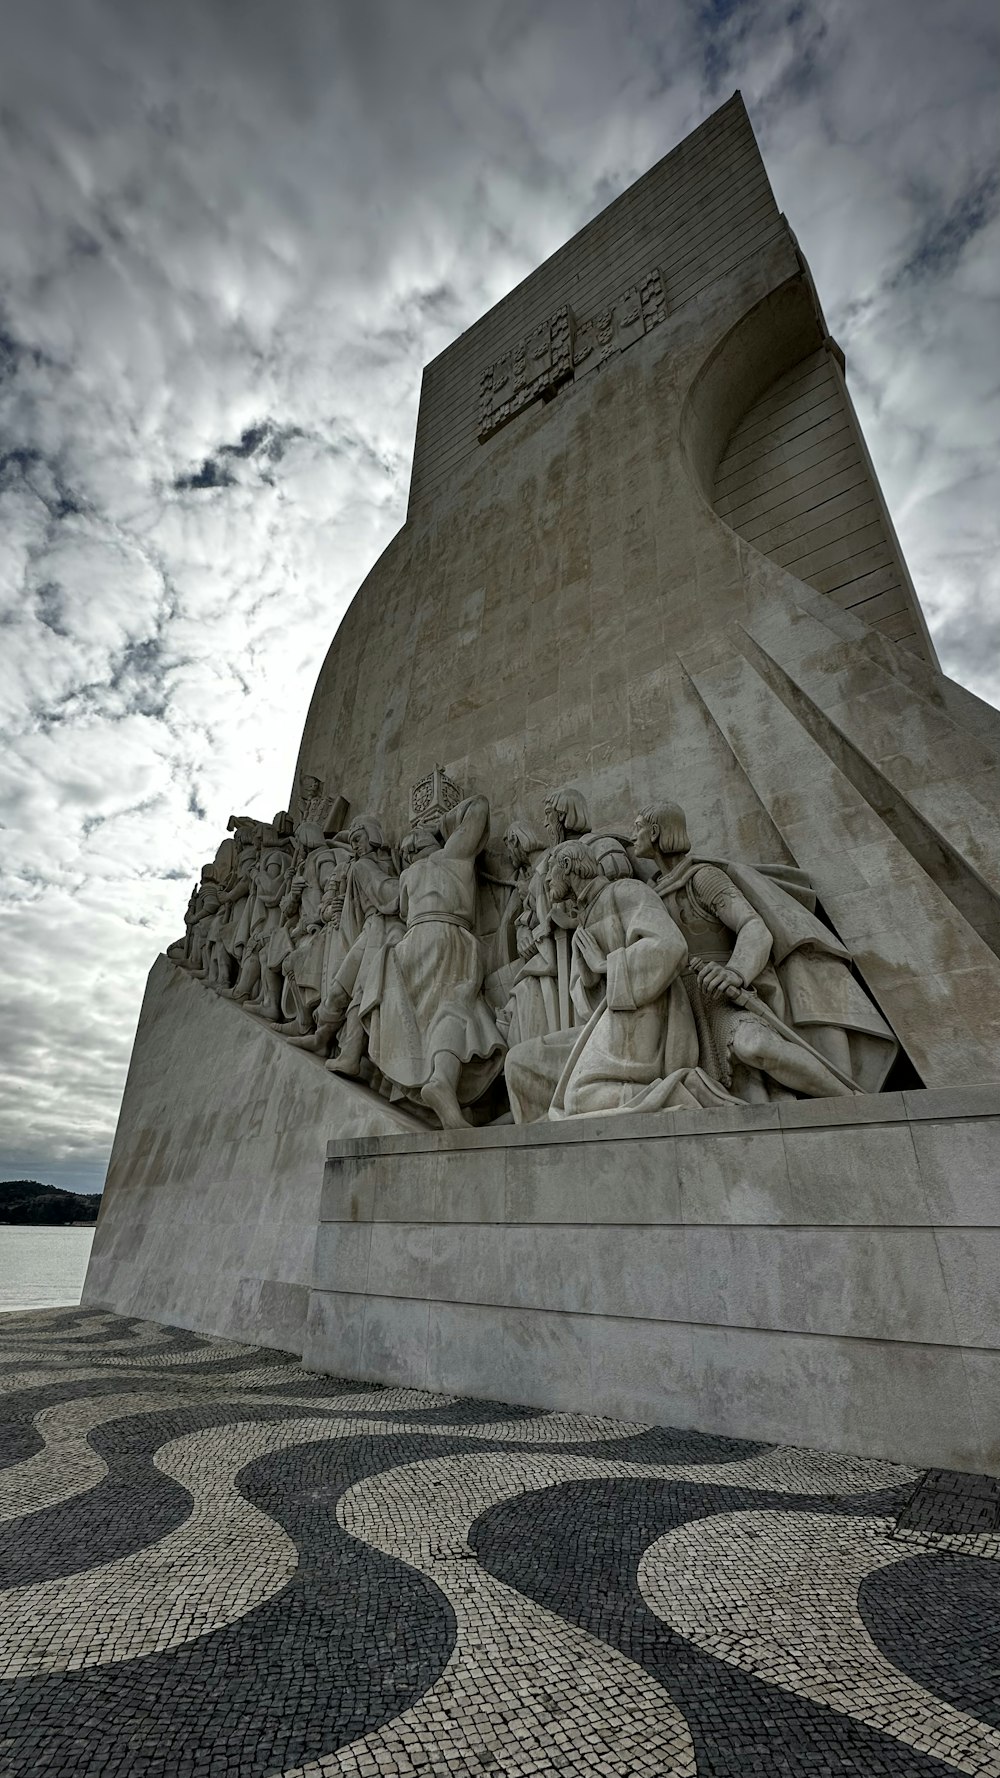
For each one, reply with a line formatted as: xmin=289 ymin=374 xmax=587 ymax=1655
xmin=306 ymin=1094 xmax=1000 ymax=1474
xmin=88 ymin=96 xmax=1000 ymax=1483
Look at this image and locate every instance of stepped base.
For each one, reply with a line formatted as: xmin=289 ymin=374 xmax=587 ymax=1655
xmin=308 ymin=1090 xmax=1000 ymax=1474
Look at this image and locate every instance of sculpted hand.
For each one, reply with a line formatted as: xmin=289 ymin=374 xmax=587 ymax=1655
xmin=516 ymin=924 xmax=535 ymax=961
xmin=696 ymin=960 xmax=744 ymax=1001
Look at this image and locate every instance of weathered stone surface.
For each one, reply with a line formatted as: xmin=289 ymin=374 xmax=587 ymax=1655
xmin=89 ymin=94 xmax=1000 ymax=1479
xmin=83 ymin=957 xmax=419 ymax=1352
xmin=307 ymin=1094 xmax=1000 ymax=1473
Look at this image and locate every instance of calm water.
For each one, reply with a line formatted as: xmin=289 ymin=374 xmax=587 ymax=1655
xmin=0 ymin=1227 xmax=95 ymax=1312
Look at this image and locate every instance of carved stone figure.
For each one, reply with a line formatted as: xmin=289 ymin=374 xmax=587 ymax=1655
xmin=268 ymin=824 xmax=352 ymax=1033
xmin=199 ymin=827 xmax=257 ymax=991
xmin=363 ymin=795 xmax=504 ymax=1128
xmin=632 ymin=803 xmax=897 ymax=1098
xmin=290 ymin=815 xmax=401 ymax=1067
xmin=295 ymin=773 xmax=348 ymax=835
xmin=169 ymin=776 xmax=904 ymax=1130
xmin=505 ymin=842 xmax=737 ymax=1122
xmin=183 ymin=867 xmax=223 ymax=977
xmin=494 ymin=823 xmax=559 ymax=1047
xmin=541 ymin=786 xmax=631 ymax=880
xmin=222 ymin=839 xmax=293 ymax=1010
xmin=166 ymin=880 xmax=203 ymax=968
xmin=517 ymin=786 xmax=632 ymax=1032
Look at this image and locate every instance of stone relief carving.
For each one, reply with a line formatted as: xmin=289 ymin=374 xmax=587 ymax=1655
xmin=170 ymin=777 xmax=900 ymax=1131
xmin=410 ymin=764 xmax=462 ymax=827
xmin=478 ymin=268 xmax=667 ymax=442
xmin=295 ymin=772 xmax=349 ymax=835
xmin=478 ymin=308 xmax=573 ymax=442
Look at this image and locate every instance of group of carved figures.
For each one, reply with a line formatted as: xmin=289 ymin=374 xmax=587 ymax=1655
xmin=169 ymin=774 xmax=899 ymax=1130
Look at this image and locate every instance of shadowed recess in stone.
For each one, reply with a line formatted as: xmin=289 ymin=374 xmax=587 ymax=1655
xmin=469 ymin=1476 xmax=963 ymax=1776
xmin=859 ymin=1553 xmax=1000 ymax=1731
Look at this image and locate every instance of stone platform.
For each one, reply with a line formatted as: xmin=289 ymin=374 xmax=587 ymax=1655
xmin=2 ymin=1309 xmax=999 ymax=1776
xmin=307 ymin=1088 xmax=1000 ymax=1476
xmin=86 ymin=958 xmax=1000 ymax=1477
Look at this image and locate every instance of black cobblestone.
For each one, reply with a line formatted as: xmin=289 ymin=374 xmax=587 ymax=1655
xmin=0 ymin=1308 xmax=997 ymax=1778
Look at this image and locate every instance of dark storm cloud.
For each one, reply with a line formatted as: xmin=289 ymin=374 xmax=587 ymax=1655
xmin=174 ymin=420 xmax=307 ymax=490
xmin=0 ymin=0 xmax=997 ymax=1185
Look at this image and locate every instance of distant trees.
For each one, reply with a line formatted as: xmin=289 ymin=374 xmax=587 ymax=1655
xmin=0 ymin=1181 xmax=101 ymax=1225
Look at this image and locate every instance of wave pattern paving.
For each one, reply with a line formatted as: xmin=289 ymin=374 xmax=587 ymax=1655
xmin=0 ymin=1308 xmax=997 ymax=1776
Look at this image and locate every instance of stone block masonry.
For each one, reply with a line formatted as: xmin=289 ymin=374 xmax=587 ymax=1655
xmin=88 ymin=91 xmax=1000 ymax=1488
xmin=307 ymin=1088 xmax=1000 ymax=1475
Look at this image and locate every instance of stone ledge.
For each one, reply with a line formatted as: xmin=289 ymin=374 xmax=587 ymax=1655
xmin=301 ymin=1288 xmax=1000 ymax=1473
xmin=308 ymin=1108 xmax=1000 ymax=1473
xmin=327 ymin=1082 xmax=1000 ymax=1161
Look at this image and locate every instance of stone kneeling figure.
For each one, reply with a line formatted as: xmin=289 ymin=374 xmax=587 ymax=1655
xmin=632 ymin=802 xmax=896 ymax=1100
xmin=505 ymin=841 xmax=738 ymax=1122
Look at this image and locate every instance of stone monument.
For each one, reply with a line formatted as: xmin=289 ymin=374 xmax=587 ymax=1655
xmin=85 ymin=94 xmax=1000 ymax=1474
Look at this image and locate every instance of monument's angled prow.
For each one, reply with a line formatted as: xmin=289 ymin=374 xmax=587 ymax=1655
xmin=87 ymin=95 xmax=1000 ymax=1476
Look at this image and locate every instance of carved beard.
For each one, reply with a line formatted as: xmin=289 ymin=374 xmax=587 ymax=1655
xmin=550 ymin=888 xmax=582 ymax=928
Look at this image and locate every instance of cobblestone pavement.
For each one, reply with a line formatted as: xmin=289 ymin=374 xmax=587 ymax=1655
xmin=1 ymin=1310 xmax=998 ymax=1776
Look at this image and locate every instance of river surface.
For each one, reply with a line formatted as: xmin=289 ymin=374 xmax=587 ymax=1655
xmin=0 ymin=1226 xmax=95 ymax=1312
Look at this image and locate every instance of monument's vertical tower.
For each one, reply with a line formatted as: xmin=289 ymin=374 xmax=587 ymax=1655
xmin=297 ymin=92 xmax=1000 ymax=1093
xmin=89 ymin=96 xmax=1000 ymax=1472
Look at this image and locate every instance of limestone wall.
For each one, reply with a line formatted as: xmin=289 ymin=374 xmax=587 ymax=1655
xmin=83 ymin=957 xmax=421 ymax=1353
xmin=713 ymin=346 xmax=932 ymax=655
xmin=306 ymin=1092 xmax=1000 ymax=1474
xmin=289 ymin=93 xmax=1000 ymax=1091
xmin=408 ymin=93 xmax=782 ymax=513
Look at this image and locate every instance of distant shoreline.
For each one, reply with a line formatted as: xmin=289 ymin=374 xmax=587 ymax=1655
xmin=0 ymin=1181 xmax=101 ymax=1227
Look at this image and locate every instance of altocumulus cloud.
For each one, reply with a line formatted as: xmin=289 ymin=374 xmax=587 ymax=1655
xmin=0 ymin=0 xmax=997 ymax=1191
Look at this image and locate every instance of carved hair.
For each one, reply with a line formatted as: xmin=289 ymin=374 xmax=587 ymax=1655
xmin=639 ymin=802 xmax=690 ymax=855
xmin=294 ymin=821 xmax=329 ymax=851
xmin=504 ymin=821 xmax=542 ymax=858
xmin=349 ymin=813 xmax=385 ymax=848
xmin=547 ymin=840 xmax=601 ymax=881
xmin=543 ymin=786 xmax=590 ymax=836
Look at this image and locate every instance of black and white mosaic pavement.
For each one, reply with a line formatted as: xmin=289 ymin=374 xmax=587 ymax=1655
xmin=1 ymin=1309 xmax=999 ymax=1776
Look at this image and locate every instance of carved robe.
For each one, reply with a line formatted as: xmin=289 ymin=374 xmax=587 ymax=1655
xmin=654 ymin=856 xmax=897 ymax=1093
xmin=506 ymin=876 xmax=737 ymax=1122
xmin=283 ymin=837 xmax=351 ymax=1004
xmin=501 ymin=831 xmax=633 ymax=1045
xmin=322 ymin=848 xmax=403 ymax=1023
xmin=364 ymin=803 xmax=504 ymax=1108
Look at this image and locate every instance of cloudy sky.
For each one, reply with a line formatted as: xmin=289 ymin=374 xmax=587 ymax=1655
xmin=1 ymin=0 xmax=997 ymax=1192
